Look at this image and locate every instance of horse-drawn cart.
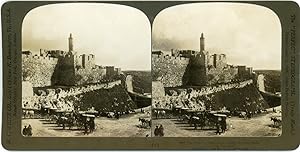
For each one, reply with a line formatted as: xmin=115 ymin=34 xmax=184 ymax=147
xmin=182 ymin=110 xmax=228 ymax=130
xmin=52 ymin=110 xmax=97 ymax=130
xmin=152 ymin=108 xmax=171 ymax=119
xmin=81 ymin=114 xmax=96 ymax=133
xmin=22 ymin=107 xmax=41 ymax=119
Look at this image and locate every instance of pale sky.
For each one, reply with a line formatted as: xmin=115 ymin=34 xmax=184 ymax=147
xmin=153 ymin=3 xmax=281 ymax=70
xmin=22 ymin=3 xmax=151 ymax=71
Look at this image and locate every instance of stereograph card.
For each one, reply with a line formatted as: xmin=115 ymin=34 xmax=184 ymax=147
xmin=1 ymin=0 xmax=299 ymax=150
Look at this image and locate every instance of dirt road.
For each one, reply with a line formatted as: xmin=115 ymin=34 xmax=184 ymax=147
xmin=152 ymin=106 xmax=282 ymax=137
xmin=21 ymin=106 xmax=282 ymax=137
xmin=22 ymin=112 xmax=151 ymax=137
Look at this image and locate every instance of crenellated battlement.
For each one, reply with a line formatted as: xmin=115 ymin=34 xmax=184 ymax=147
xmin=22 ymin=34 xmax=122 ymax=87
xmin=152 ymin=33 xmax=254 ymax=87
xmin=152 ymin=54 xmax=190 ymax=61
xmin=22 ymin=54 xmax=58 ymax=62
xmin=165 ymin=79 xmax=253 ymax=97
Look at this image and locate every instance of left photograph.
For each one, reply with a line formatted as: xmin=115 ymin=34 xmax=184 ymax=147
xmin=21 ymin=3 xmax=151 ymax=137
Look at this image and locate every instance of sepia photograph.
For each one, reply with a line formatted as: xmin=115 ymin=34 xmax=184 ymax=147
xmin=152 ymin=3 xmax=282 ymax=137
xmin=1 ymin=0 xmax=300 ymax=150
xmin=21 ymin=3 xmax=151 ymax=137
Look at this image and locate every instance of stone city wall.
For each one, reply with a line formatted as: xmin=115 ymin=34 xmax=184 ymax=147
xmin=152 ymin=81 xmax=165 ymax=100
xmin=152 ymin=54 xmax=189 ymax=87
xmin=22 ymin=80 xmax=122 ymax=111
xmin=75 ymin=67 xmax=106 ymax=85
xmin=23 ymin=54 xmax=110 ymax=87
xmin=152 ymin=54 xmax=247 ymax=87
xmin=206 ymin=66 xmax=239 ymax=85
xmin=22 ymin=55 xmax=58 ymax=87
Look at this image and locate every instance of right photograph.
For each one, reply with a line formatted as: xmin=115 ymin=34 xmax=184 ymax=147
xmin=151 ymin=3 xmax=282 ymax=137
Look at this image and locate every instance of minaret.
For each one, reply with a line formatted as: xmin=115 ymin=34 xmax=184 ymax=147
xmin=68 ymin=33 xmax=73 ymax=52
xmin=200 ymin=33 xmax=205 ymax=51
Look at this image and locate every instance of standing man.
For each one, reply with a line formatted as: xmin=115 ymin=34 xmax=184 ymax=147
xmin=221 ymin=117 xmax=226 ymax=133
xmin=154 ymin=126 xmax=159 ymax=136
xmin=159 ymin=124 xmax=164 ymax=137
xmin=216 ymin=117 xmax=222 ymax=135
xmin=22 ymin=126 xmax=28 ymax=136
xmin=27 ymin=124 xmax=33 ymax=136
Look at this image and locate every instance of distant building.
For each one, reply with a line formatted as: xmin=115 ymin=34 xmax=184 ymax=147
xmin=152 ymin=50 xmax=164 ymax=56
xmin=106 ymin=66 xmax=115 ymax=77
xmin=115 ymin=68 xmax=122 ymax=75
xmin=152 ymin=33 xmax=254 ymax=87
xmin=22 ymin=51 xmax=32 ymax=55
xmin=22 ymin=33 xmax=122 ymax=87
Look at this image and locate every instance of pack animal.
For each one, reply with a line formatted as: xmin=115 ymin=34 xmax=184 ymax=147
xmin=271 ymin=117 xmax=282 ymax=126
xmin=139 ymin=118 xmax=151 ymax=128
xmin=153 ymin=110 xmax=166 ymax=119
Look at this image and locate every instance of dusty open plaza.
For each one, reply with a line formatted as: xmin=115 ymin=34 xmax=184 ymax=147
xmin=22 ymin=111 xmax=151 ymax=137
xmin=151 ymin=106 xmax=281 ymax=137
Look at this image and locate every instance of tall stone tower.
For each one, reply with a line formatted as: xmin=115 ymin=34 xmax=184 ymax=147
xmin=68 ymin=33 xmax=73 ymax=52
xmin=200 ymin=33 xmax=205 ymax=51
xmin=56 ymin=33 xmax=76 ymax=86
xmin=185 ymin=33 xmax=207 ymax=86
xmin=188 ymin=51 xmax=207 ymax=86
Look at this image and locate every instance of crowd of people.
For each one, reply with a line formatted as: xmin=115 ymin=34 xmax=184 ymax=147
xmin=22 ymin=80 xmax=126 ymax=120
xmin=83 ymin=117 xmax=96 ymax=135
xmin=22 ymin=96 xmax=75 ymax=113
xmin=153 ymin=80 xmax=254 ymax=111
xmin=22 ymin=124 xmax=33 ymax=136
xmin=167 ymin=79 xmax=253 ymax=99
xmin=215 ymin=117 xmax=227 ymax=135
xmin=22 ymin=80 xmax=122 ymax=111
xmin=154 ymin=124 xmax=164 ymax=137
xmin=53 ymin=80 xmax=122 ymax=99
